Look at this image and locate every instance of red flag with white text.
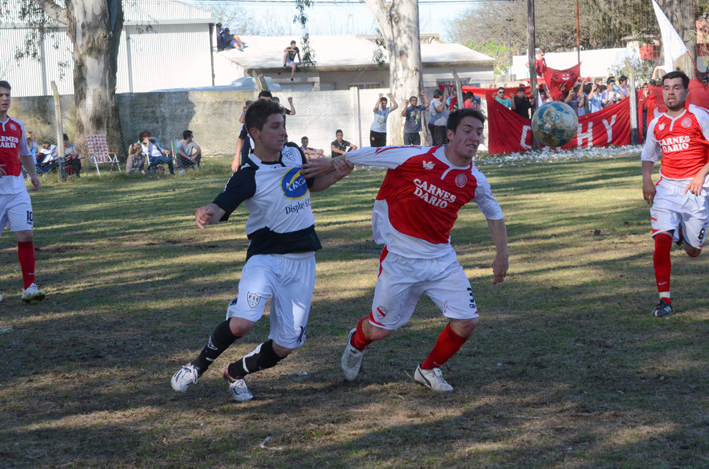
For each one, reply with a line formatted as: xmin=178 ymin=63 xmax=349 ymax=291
xmin=542 ymin=63 xmax=582 ymax=101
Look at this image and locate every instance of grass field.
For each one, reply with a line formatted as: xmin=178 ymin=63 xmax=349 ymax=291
xmin=1 ymin=153 xmax=708 ymax=468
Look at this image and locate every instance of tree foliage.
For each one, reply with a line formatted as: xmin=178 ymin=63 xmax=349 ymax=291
xmin=467 ymin=39 xmax=511 ymax=74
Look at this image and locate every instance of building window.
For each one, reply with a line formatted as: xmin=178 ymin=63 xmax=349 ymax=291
xmin=436 ymin=80 xmax=456 ymax=86
xmin=350 ymin=83 xmax=381 ymax=89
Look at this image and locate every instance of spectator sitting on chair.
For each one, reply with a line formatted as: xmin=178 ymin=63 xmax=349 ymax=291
xmin=370 ymin=93 xmax=398 ymax=147
xmin=402 ymin=91 xmax=429 ymax=145
xmin=428 ymin=89 xmax=449 ymax=146
xmin=55 ymin=133 xmax=81 ymax=177
xmin=176 ymin=130 xmax=201 ymax=169
xmin=223 ymin=28 xmax=244 ymax=51
xmin=283 ymin=40 xmax=301 ymax=82
xmin=37 ymin=142 xmax=55 ymax=165
xmin=331 ymin=129 xmax=358 ymax=157
xmin=126 ymin=143 xmax=146 ymax=174
xmin=140 ymin=130 xmax=174 ymax=175
xmin=300 ymin=136 xmax=324 ymax=157
xmin=26 ymin=131 xmax=38 ymax=161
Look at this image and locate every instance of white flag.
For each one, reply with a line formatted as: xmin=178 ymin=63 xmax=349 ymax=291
xmin=652 ymin=0 xmax=688 ymax=72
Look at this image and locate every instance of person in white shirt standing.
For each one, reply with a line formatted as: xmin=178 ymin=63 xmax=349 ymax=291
xmin=370 ymin=93 xmax=398 ymax=147
xmin=0 ymin=80 xmax=45 ymax=303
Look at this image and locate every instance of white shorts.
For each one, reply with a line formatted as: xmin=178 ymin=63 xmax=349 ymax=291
xmin=0 ymin=191 xmax=34 ymax=234
xmin=226 ymin=253 xmax=316 ymax=349
xmin=651 ymin=179 xmax=709 ymax=249
xmin=368 ymin=247 xmax=478 ymax=331
xmin=286 ymin=59 xmax=296 ymax=67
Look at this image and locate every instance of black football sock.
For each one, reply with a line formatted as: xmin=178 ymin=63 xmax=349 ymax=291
xmin=227 ymin=340 xmax=283 ymax=379
xmin=192 ymin=320 xmax=240 ymax=375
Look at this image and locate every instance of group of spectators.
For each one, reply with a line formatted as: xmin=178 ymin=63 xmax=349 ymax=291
xmin=215 ymin=22 xmax=245 ymax=52
xmin=26 ymin=132 xmax=82 ymax=177
xmin=126 ymin=130 xmax=201 ymax=175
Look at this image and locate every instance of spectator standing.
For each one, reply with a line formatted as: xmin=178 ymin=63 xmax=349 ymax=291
xmin=126 ymin=143 xmax=146 ymax=174
xmin=141 ymin=130 xmax=174 ymax=175
xmin=370 ymin=93 xmax=398 ymax=147
xmin=564 ymin=84 xmax=585 ymax=117
xmin=602 ymin=76 xmax=623 ymax=107
xmin=428 ymin=89 xmax=449 ymax=146
xmin=176 ymin=130 xmax=201 ymax=170
xmin=300 ymin=136 xmax=324 ymax=157
xmin=215 ymin=22 xmax=226 ymax=51
xmin=233 ymin=92 xmax=272 ymax=171
xmin=283 ymin=40 xmax=301 ymax=82
xmin=512 ymin=87 xmax=532 ymax=119
xmin=272 ymin=96 xmax=296 ymax=126
xmin=494 ymin=87 xmax=514 ymax=110
xmin=618 ymin=76 xmax=630 ymax=99
xmin=401 ymin=91 xmax=429 ymax=145
xmin=331 ymin=129 xmax=358 ymax=157
xmin=588 ymin=81 xmax=604 ymax=113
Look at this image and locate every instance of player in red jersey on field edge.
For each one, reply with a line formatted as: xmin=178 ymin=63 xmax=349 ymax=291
xmin=642 ymin=70 xmax=709 ymax=317
xmin=303 ymin=108 xmax=509 ymax=392
xmin=0 ymin=81 xmax=45 ymax=304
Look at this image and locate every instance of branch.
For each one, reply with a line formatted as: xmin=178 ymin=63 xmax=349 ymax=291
xmin=362 ymin=0 xmax=390 ymax=28
xmin=31 ymin=0 xmax=68 ymax=26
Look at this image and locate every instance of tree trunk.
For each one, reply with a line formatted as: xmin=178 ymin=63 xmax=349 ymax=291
xmin=66 ymin=0 xmax=125 ymax=156
xmin=363 ymin=0 xmax=422 ymax=146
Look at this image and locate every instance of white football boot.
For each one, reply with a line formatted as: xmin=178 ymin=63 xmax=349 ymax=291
xmin=224 ymin=369 xmax=253 ymax=402
xmin=21 ymin=284 xmax=46 ymax=303
xmin=171 ymin=364 xmax=200 ymax=392
xmin=341 ymin=328 xmax=365 ymax=381
xmin=414 ymin=365 xmax=454 ymax=392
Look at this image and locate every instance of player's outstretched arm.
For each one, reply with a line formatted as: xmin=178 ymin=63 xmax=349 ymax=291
xmin=487 ymin=218 xmax=509 ymax=284
xmin=195 ymin=203 xmax=226 ymax=229
xmin=642 ymin=160 xmax=657 ymax=205
xmin=302 ymin=156 xmax=341 ymax=178
xmin=309 ymin=159 xmax=355 ymax=192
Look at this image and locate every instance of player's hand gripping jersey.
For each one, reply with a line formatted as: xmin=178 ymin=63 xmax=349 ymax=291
xmin=345 ymin=145 xmax=503 ymax=258
xmin=213 ymin=143 xmax=322 ymax=259
xmin=0 ymin=117 xmax=32 ymax=195
xmin=642 ymin=104 xmax=709 ymax=183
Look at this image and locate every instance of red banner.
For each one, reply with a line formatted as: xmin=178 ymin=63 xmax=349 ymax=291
xmin=486 ymin=94 xmax=631 ymax=154
xmin=542 ymin=63 xmax=582 ymax=101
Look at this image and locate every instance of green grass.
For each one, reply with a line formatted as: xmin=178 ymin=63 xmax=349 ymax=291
xmin=1 ymin=154 xmax=709 ymax=468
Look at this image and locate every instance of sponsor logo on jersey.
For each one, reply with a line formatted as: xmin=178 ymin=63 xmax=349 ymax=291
xmin=0 ymin=135 xmax=19 ymax=149
xmin=247 ymin=292 xmax=261 ymax=308
xmin=9 ymin=123 xmax=17 ymax=131
xmin=658 ymin=123 xmax=665 ymax=130
xmin=659 ymin=135 xmax=690 ymax=153
xmin=285 ymin=198 xmax=311 ymax=214
xmin=413 ymin=178 xmax=456 ymax=208
xmin=682 ymin=117 xmax=692 ymax=128
xmin=423 ymin=160 xmax=435 ymax=170
xmin=281 ymin=167 xmax=309 ymax=200
xmin=455 ymin=174 xmax=467 ymax=188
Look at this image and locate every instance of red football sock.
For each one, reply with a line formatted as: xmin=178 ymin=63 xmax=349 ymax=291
xmin=350 ymin=316 xmax=373 ymax=351
xmin=653 ymin=234 xmax=672 ymax=296
xmin=17 ymin=241 xmax=36 ymax=289
xmin=421 ymin=324 xmax=469 ymax=370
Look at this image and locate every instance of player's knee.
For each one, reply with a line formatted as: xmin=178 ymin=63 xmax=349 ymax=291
xmin=14 ymin=230 xmax=33 ymax=243
xmin=366 ymin=324 xmax=394 ymax=341
xmin=450 ymin=317 xmax=479 ymax=337
xmin=271 ymin=341 xmax=293 ymax=359
xmin=228 ymin=317 xmax=254 ymax=336
xmin=687 ymin=247 xmax=702 ymax=257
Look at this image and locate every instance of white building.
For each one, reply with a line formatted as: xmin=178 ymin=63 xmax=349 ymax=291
xmin=0 ymin=0 xmax=216 ymax=97
xmin=214 ymin=34 xmax=496 ymax=91
xmin=511 ymin=47 xmax=642 ymax=80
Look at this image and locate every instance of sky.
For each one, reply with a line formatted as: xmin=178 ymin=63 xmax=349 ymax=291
xmin=184 ymin=0 xmax=474 ymax=41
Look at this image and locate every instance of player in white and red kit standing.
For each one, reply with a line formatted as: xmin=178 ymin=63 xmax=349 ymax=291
xmin=303 ymin=109 xmax=509 ymax=392
xmin=0 ymin=81 xmax=45 ymax=304
xmin=642 ymin=71 xmax=709 ymax=317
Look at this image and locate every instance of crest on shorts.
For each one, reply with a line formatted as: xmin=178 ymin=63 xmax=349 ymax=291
xmin=9 ymin=123 xmax=17 ymax=131
xmin=658 ymin=123 xmax=665 ymax=130
xmin=247 ymin=292 xmax=261 ymax=308
xmin=376 ymin=306 xmax=388 ymax=318
xmin=455 ymin=174 xmax=467 ymax=188
xmin=682 ymin=117 xmax=692 ymax=128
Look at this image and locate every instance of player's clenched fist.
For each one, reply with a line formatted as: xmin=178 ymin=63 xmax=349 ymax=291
xmin=195 ymin=203 xmax=225 ymax=229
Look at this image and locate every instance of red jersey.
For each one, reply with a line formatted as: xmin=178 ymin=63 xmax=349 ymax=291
xmin=641 ymin=104 xmax=709 ymax=181
xmin=345 ymin=145 xmax=503 ymax=259
xmin=0 ymin=116 xmax=31 ymax=195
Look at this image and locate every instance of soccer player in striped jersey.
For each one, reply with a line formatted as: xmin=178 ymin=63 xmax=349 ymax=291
xmin=171 ymin=99 xmax=352 ymax=402
xmin=303 ymin=108 xmax=509 ymax=392
xmin=642 ymin=70 xmax=709 ymax=317
xmin=0 ymin=81 xmax=45 ymax=304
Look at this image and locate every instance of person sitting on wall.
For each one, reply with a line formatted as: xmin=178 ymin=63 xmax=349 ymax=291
xmin=140 ymin=130 xmax=174 ymax=175
xmin=224 ymin=28 xmax=244 ymax=51
xmin=283 ymin=40 xmax=302 ymax=82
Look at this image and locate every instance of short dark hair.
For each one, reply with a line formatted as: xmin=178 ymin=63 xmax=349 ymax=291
xmin=433 ymin=89 xmax=443 ymax=99
xmin=380 ymin=97 xmax=387 ymax=103
xmin=606 ymin=76 xmax=615 ymax=84
xmin=335 ymin=129 xmax=343 ymax=135
xmin=410 ymin=95 xmax=418 ymax=101
xmin=0 ymin=80 xmax=10 ymax=91
xmin=497 ymin=87 xmax=505 ymax=92
xmin=290 ymin=40 xmax=296 ymax=45
xmin=63 ymin=133 xmax=69 ymax=141
xmin=662 ymin=70 xmax=690 ymax=90
xmin=538 ymin=47 xmax=545 ymax=54
xmin=183 ymin=130 xmax=193 ymax=140
xmin=258 ymin=90 xmax=272 ymax=99
xmin=517 ymin=87 xmax=526 ymax=93
xmin=216 ymin=22 xmax=221 ymax=26
xmin=244 ymin=99 xmax=284 ymax=135
xmin=619 ymin=75 xmax=628 ymax=82
xmin=447 ymin=109 xmax=486 ymax=133
xmin=301 ymin=136 xmax=308 ymax=141
xmin=140 ymin=130 xmax=152 ymax=140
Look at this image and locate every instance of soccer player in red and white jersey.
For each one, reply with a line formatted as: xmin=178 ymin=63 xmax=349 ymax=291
xmin=303 ymin=108 xmax=509 ymax=392
xmin=0 ymin=81 xmax=45 ymax=304
xmin=641 ymin=71 xmax=709 ymax=317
